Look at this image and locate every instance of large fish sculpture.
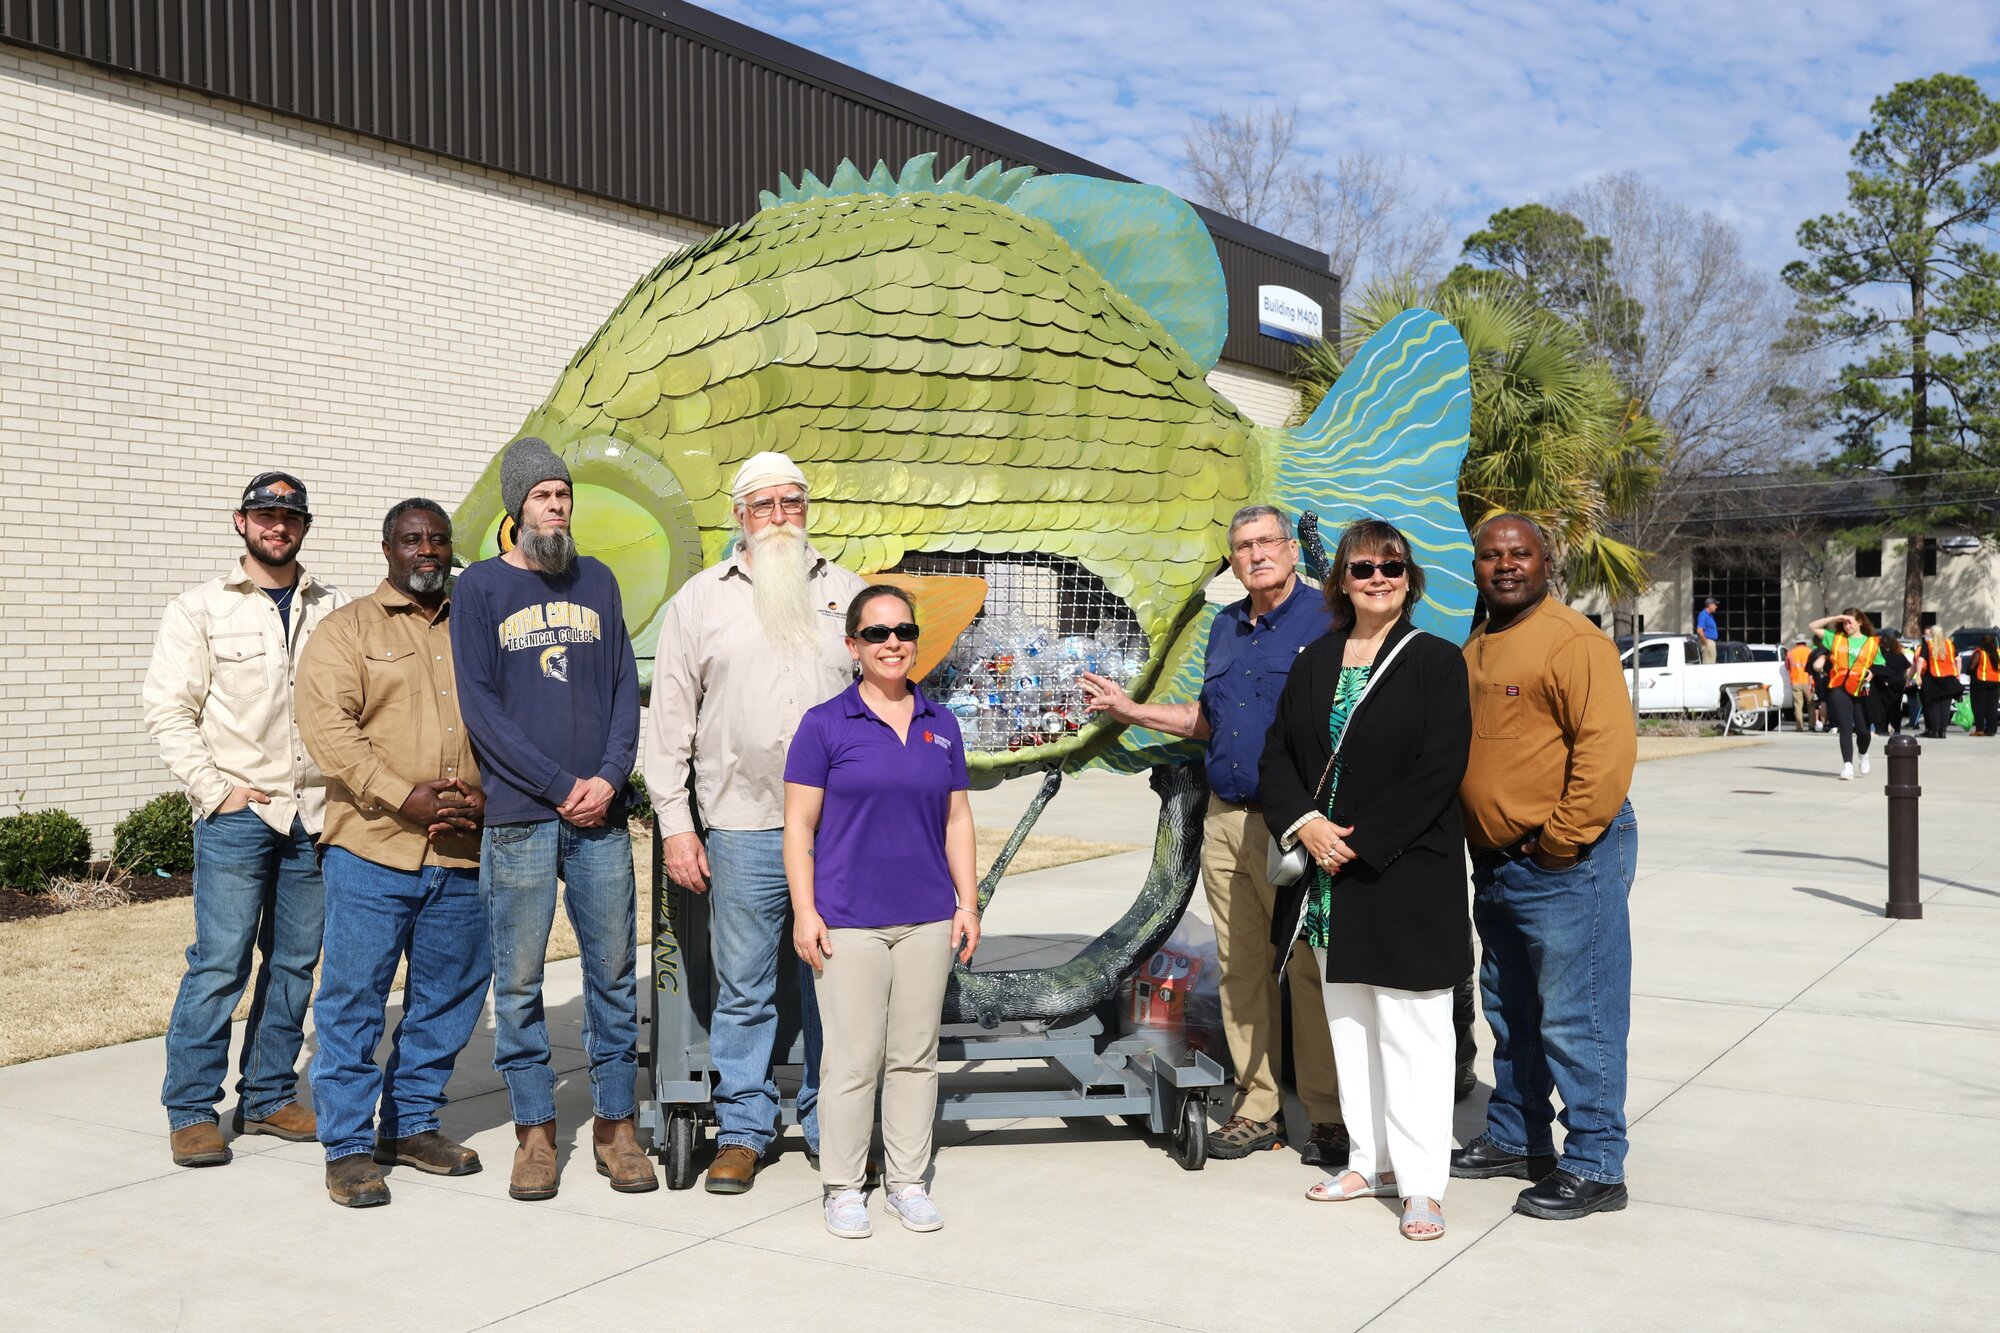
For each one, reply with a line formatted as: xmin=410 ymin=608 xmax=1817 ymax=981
xmin=455 ymin=154 xmax=1473 ymax=1025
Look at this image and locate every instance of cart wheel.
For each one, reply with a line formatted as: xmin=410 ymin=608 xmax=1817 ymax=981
xmin=664 ymin=1110 xmax=699 ymax=1191
xmin=1171 ymin=1095 xmax=1208 ymax=1171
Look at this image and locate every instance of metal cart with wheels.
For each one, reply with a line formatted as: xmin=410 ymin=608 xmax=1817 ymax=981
xmin=636 ymin=763 xmax=1224 ymax=1186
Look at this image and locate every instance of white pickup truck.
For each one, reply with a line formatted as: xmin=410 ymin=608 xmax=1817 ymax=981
xmin=1616 ymin=635 xmax=1790 ymax=720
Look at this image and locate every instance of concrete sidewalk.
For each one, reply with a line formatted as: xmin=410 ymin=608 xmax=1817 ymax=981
xmin=3 ymin=732 xmax=1997 ymax=1330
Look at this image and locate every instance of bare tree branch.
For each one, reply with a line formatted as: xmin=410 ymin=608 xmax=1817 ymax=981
xmin=1180 ymin=105 xmax=1450 ymax=298
xmin=1560 ymin=174 xmax=1827 ymax=564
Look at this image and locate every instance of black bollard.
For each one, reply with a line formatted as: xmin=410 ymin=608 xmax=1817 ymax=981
xmin=1884 ymin=734 xmax=1922 ymax=920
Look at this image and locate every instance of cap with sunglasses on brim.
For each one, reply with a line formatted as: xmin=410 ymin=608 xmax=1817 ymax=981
xmin=239 ymin=470 xmax=311 ymax=516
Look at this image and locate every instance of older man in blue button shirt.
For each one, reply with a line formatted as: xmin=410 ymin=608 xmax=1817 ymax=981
xmin=1081 ymin=505 xmax=1344 ymax=1164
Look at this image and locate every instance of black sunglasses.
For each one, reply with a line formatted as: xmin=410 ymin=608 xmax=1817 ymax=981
xmin=855 ymin=623 xmax=921 ymax=644
xmin=1346 ymin=559 xmax=1409 ymax=580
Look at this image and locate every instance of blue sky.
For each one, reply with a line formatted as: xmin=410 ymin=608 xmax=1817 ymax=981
xmin=699 ymin=0 xmax=2000 ymax=278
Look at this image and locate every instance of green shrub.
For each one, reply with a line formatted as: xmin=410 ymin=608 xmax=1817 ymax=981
xmin=113 ymin=792 xmax=195 ymax=875
xmin=626 ymin=770 xmax=652 ymax=818
xmin=0 ymin=809 xmax=94 ymax=892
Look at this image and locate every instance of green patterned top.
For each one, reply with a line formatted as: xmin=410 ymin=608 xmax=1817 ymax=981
xmin=1298 ymin=664 xmax=1371 ymax=949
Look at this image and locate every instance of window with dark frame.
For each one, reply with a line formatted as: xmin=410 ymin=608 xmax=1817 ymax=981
xmin=1855 ymin=545 xmax=1882 ymax=579
xmin=1692 ymin=547 xmax=1782 ymax=646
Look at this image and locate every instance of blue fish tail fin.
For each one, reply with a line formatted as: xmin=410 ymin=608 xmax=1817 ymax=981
xmin=1268 ymin=309 xmax=1475 ymax=638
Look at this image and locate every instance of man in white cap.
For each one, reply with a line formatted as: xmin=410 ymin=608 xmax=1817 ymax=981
xmin=644 ymin=451 xmax=866 ymax=1193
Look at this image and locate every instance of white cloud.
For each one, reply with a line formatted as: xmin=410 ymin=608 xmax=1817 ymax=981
xmin=698 ymin=0 xmax=2000 ymax=274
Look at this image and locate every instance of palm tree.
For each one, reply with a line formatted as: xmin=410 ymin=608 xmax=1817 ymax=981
xmin=1295 ymin=279 xmax=1664 ymax=596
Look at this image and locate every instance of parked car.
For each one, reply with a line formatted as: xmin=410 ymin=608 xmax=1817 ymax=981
xmin=1743 ymin=644 xmax=1795 ymax=710
xmin=1615 ymin=635 xmax=1789 ymax=723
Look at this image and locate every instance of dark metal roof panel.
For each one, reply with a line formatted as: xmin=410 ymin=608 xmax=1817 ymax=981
xmin=1 ymin=0 xmax=1336 ymax=370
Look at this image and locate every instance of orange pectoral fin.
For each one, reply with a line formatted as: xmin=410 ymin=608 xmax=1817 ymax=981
xmin=869 ymin=572 xmax=989 ymax=683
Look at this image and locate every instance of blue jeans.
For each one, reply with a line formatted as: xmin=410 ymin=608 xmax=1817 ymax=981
xmin=162 ymin=810 xmax=325 ymax=1130
xmin=1472 ymin=801 xmax=1637 ymax=1185
xmin=310 ymin=848 xmax=490 ymax=1162
xmin=708 ymin=828 xmax=821 ymax=1155
xmin=482 ymin=817 xmax=639 ymax=1125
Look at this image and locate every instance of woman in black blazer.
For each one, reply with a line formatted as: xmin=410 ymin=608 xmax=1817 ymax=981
xmin=1259 ymin=518 xmax=1471 ymax=1242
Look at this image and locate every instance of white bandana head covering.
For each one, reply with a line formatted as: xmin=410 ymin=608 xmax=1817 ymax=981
xmin=731 ymin=451 xmax=809 ymax=503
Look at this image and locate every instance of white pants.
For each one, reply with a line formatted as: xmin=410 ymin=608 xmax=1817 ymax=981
xmin=1316 ymin=952 xmax=1454 ymax=1202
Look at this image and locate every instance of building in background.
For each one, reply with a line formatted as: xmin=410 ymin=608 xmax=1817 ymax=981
xmin=1571 ymin=475 xmax=2000 ymax=645
xmin=0 ymin=0 xmax=1335 ymax=838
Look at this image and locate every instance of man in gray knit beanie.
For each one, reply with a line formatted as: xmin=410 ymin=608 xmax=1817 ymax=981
xmin=499 ymin=438 xmax=575 ymax=576
xmin=451 ymin=433 xmax=652 ymax=1200
xmin=501 ymin=437 xmax=571 ymax=522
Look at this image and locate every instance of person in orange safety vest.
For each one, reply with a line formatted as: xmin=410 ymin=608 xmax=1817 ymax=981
xmin=1786 ymin=637 xmax=1816 ymax=733
xmin=1916 ymin=627 xmax=1960 ymax=738
xmin=1808 ymin=610 xmax=1879 ymax=780
xmin=1970 ymin=634 xmax=2000 ymax=737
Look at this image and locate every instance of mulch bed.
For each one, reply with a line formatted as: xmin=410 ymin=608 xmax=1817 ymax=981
xmin=0 ymin=818 xmax=664 ymax=925
xmin=0 ymin=866 xmax=195 ymax=924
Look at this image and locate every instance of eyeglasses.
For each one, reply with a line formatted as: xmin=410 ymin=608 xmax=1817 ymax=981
xmin=855 ymin=623 xmax=920 ymax=644
xmin=744 ymin=494 xmax=807 ymax=518
xmin=1346 ymin=559 xmax=1409 ymax=580
xmin=1231 ymin=535 xmax=1292 ymax=557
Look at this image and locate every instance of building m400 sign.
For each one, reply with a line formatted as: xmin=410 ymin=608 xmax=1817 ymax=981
xmin=1257 ymin=285 xmax=1323 ymax=345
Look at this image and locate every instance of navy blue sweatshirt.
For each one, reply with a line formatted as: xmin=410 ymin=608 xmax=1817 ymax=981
xmin=449 ymin=555 xmax=640 ymax=826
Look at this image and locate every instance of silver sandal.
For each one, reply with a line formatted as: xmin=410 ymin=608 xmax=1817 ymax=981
xmin=1306 ymin=1170 xmax=1397 ymax=1202
xmin=1400 ymin=1195 xmax=1446 ymax=1240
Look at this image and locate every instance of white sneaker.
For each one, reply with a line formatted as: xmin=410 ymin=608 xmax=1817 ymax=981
xmin=824 ymin=1189 xmax=871 ymax=1239
xmin=1839 ymin=762 xmax=1854 ymax=780
xmin=1860 ymin=755 xmax=1871 ymax=775
xmin=885 ymin=1184 xmax=944 ymax=1232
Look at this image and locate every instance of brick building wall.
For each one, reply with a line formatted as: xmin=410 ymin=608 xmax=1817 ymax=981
xmin=2 ymin=45 xmax=1307 ymax=841
xmin=0 ymin=47 xmax=706 ymax=840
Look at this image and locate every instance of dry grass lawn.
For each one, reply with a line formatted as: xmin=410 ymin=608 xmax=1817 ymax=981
xmin=0 ymin=825 xmax=1136 ymax=1067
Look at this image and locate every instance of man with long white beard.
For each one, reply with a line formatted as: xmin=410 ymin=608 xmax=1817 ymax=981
xmin=451 ymin=437 xmax=652 ymax=1202
xmin=645 ymin=451 xmax=866 ymax=1194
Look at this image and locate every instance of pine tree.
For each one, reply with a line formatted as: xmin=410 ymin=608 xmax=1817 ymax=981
xmin=1784 ymin=74 xmax=2000 ymax=634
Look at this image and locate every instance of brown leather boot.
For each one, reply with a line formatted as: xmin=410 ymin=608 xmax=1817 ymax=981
xmin=326 ymin=1154 xmax=391 ymax=1208
xmin=233 ymin=1102 xmax=318 ymax=1142
xmin=592 ymin=1116 xmax=659 ymax=1193
xmin=170 ymin=1121 xmax=231 ymax=1167
xmin=510 ymin=1121 xmax=560 ymax=1201
xmin=374 ymin=1130 xmax=481 ymax=1176
xmin=704 ymin=1144 xmax=759 ymax=1194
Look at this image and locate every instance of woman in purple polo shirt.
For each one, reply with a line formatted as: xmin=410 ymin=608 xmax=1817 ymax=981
xmin=784 ymin=585 xmax=981 ymax=1240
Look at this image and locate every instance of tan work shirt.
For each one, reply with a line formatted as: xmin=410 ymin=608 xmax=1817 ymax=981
xmin=1461 ymin=596 xmax=1637 ymax=860
xmin=643 ymin=544 xmax=866 ymax=836
xmin=141 ymin=559 xmax=347 ymax=835
xmin=297 ymin=579 xmax=480 ymax=870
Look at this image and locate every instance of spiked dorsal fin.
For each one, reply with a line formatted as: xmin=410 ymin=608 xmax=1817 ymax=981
xmin=756 ymin=154 xmax=1229 ymax=371
xmin=758 ymin=152 xmax=1038 ymax=210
